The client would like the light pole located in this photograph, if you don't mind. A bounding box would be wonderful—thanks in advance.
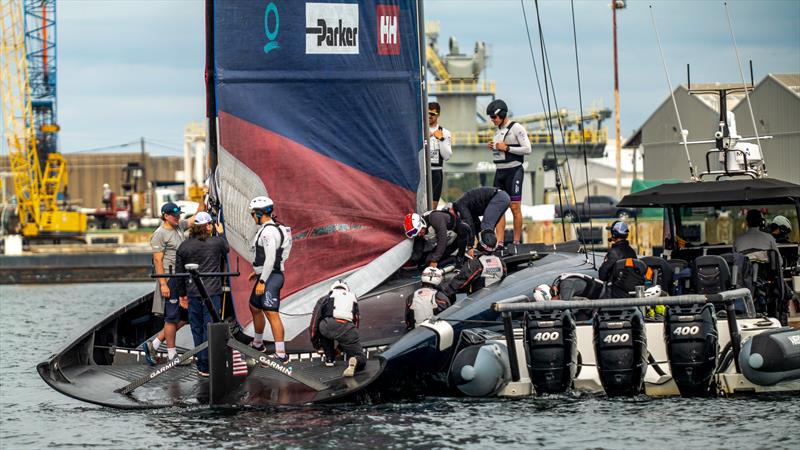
[613,0,626,200]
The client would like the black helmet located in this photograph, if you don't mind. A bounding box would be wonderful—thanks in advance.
[486,99,508,119]
[478,229,498,252]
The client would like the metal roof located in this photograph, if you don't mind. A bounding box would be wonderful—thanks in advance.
[618,178,800,207]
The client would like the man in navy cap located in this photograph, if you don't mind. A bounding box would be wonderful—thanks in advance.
[598,220,637,281]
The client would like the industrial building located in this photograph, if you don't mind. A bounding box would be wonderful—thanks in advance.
[625,74,800,184]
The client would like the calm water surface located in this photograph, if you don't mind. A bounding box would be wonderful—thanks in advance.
[1,283,797,449]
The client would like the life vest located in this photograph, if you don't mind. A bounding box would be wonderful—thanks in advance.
[331,289,357,322]
[610,258,653,297]
[492,121,524,165]
[252,221,293,273]
[479,254,505,287]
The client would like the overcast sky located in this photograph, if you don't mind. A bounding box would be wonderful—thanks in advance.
[17,0,800,156]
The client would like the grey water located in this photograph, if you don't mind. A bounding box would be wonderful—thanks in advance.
[0,283,797,449]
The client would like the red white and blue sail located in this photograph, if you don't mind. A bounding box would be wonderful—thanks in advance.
[210,0,425,335]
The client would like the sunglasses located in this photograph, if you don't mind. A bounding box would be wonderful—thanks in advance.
[428,111,439,116]
[489,115,498,119]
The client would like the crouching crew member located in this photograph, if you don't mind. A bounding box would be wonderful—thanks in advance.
[311,281,366,377]
[248,196,292,364]
[404,208,471,268]
[453,187,511,247]
[406,266,451,329]
[440,230,507,301]
[598,220,637,282]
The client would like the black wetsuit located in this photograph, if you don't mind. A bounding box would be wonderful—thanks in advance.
[598,239,637,282]
[453,187,511,240]
[410,210,471,267]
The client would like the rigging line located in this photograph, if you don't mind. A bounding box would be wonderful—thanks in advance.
[649,5,697,181]
[520,0,568,241]
[532,0,567,241]
[69,140,141,154]
[570,0,596,269]
[538,10,586,252]
[723,2,766,175]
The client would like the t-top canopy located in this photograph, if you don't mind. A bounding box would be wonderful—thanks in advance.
[618,178,800,208]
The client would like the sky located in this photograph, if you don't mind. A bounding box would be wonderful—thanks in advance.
[6,0,798,156]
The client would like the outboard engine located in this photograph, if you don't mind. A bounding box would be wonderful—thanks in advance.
[664,303,718,396]
[449,342,511,397]
[593,308,647,396]
[524,309,577,394]
[739,328,800,386]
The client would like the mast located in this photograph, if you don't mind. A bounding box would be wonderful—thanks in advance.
[612,0,626,200]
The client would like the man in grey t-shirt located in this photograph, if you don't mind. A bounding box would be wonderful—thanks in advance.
[140,202,201,364]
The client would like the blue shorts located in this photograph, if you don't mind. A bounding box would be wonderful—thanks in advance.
[493,166,524,202]
[249,272,284,312]
[164,278,189,323]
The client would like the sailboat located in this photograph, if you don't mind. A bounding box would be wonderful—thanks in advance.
[38,0,581,408]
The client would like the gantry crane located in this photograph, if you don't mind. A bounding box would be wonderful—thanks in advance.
[1,0,84,237]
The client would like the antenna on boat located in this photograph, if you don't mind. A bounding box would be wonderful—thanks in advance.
[649,5,697,181]
[723,2,766,175]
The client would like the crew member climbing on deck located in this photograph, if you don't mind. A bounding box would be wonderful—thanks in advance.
[452,186,511,248]
[310,281,366,377]
[247,196,293,364]
[440,230,507,301]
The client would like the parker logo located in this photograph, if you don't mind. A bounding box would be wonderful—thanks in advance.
[305,3,359,55]
[377,5,400,55]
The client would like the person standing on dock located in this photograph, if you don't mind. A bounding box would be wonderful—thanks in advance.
[247,196,293,364]
[141,202,202,365]
[428,102,452,209]
[486,99,531,249]
[174,212,228,377]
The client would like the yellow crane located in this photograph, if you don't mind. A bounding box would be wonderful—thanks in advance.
[1,0,84,237]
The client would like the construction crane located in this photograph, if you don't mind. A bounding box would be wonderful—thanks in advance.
[1,0,84,237]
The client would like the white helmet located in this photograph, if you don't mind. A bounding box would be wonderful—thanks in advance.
[771,215,792,232]
[644,285,662,298]
[421,266,444,286]
[533,284,552,302]
[330,280,350,292]
[404,213,426,238]
[249,196,274,215]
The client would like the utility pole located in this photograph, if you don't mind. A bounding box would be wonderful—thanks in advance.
[612,0,626,200]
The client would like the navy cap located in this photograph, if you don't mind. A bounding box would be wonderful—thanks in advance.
[161,202,181,216]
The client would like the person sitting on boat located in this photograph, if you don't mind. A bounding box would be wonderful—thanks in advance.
[141,202,204,365]
[247,196,292,363]
[312,281,366,377]
[406,266,451,329]
[452,186,511,249]
[734,209,782,266]
[428,102,452,210]
[174,212,228,378]
[768,215,793,244]
[598,220,637,282]
[404,209,471,269]
[440,230,507,301]
[486,99,531,249]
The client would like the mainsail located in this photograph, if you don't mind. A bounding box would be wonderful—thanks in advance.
[210,0,426,338]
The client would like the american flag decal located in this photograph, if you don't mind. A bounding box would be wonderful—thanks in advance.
[232,350,248,376]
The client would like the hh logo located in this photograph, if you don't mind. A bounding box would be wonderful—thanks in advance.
[377,5,399,55]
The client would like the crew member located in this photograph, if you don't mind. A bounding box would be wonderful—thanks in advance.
[768,215,793,244]
[141,202,202,365]
[452,186,511,246]
[428,102,452,209]
[598,220,637,282]
[102,183,112,210]
[486,99,531,247]
[404,208,470,268]
[734,209,782,265]
[247,196,292,364]
[406,266,450,329]
[440,230,507,301]
[175,212,228,377]
[314,281,366,377]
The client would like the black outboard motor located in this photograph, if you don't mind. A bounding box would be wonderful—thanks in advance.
[739,328,800,386]
[664,303,718,396]
[593,308,647,396]
[524,309,577,394]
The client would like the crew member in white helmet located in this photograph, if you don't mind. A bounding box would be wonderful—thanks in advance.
[406,266,451,329]
[428,102,452,209]
[247,196,293,364]
[314,281,366,377]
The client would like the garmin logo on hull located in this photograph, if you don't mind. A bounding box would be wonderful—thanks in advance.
[259,356,293,376]
[305,3,359,55]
